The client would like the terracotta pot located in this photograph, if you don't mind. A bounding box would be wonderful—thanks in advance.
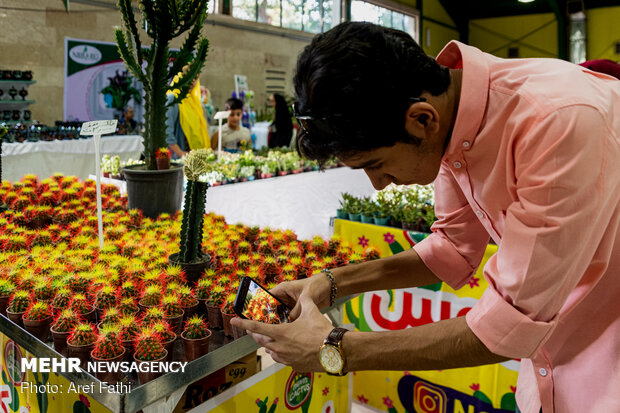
[221,312,234,338]
[79,308,97,323]
[50,325,71,356]
[67,341,95,370]
[182,301,199,322]
[164,311,184,335]
[163,336,176,362]
[0,296,9,316]
[156,157,170,170]
[181,330,212,362]
[205,305,222,329]
[91,348,126,383]
[6,310,25,327]
[134,349,168,385]
[23,317,53,342]
[196,298,208,317]
[122,339,134,362]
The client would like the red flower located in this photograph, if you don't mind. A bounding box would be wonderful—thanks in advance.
[470,383,480,391]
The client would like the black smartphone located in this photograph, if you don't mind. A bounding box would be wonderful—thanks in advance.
[234,276,290,324]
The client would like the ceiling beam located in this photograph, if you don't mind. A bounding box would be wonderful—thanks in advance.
[546,0,569,59]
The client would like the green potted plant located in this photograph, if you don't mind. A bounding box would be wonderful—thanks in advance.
[99,307,122,328]
[91,325,126,383]
[22,302,53,341]
[116,0,209,218]
[67,322,97,369]
[99,69,141,120]
[50,287,72,315]
[118,297,139,316]
[168,149,213,284]
[69,293,96,322]
[134,327,167,384]
[178,286,198,322]
[195,277,212,316]
[50,309,81,356]
[118,315,141,361]
[181,314,212,361]
[205,284,225,329]
[0,279,16,316]
[160,294,184,334]
[142,306,165,326]
[139,285,163,311]
[6,291,31,327]
[155,147,171,171]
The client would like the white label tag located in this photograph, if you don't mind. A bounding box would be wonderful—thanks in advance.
[80,120,118,136]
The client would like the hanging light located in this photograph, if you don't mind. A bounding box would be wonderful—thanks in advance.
[518,0,535,3]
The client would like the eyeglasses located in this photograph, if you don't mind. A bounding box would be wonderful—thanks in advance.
[293,97,427,138]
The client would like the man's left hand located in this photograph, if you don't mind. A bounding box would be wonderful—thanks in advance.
[230,295,334,372]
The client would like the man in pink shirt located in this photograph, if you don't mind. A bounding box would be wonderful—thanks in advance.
[231,22,620,413]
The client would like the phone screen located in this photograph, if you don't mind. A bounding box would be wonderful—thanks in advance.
[234,277,290,324]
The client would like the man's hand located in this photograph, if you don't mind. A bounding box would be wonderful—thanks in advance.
[270,274,332,320]
[231,295,334,372]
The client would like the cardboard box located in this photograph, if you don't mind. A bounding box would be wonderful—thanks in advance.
[174,352,260,412]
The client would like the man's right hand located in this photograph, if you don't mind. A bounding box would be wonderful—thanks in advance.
[270,273,333,321]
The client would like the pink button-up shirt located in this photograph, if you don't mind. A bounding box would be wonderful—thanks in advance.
[414,41,620,413]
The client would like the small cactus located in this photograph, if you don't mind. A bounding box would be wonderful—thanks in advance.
[142,307,165,326]
[23,302,52,321]
[51,288,72,309]
[69,293,93,316]
[134,327,165,361]
[92,325,124,359]
[94,285,118,310]
[118,315,141,342]
[8,291,32,313]
[160,294,182,317]
[68,323,97,346]
[141,285,162,307]
[152,321,176,343]
[183,315,210,339]
[0,279,16,297]
[52,309,81,333]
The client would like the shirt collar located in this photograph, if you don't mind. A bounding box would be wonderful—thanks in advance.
[436,41,490,157]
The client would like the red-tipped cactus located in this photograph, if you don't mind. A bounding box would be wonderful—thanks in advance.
[23,302,52,321]
[142,307,165,326]
[52,309,81,333]
[134,327,165,361]
[183,315,210,339]
[92,325,124,359]
[68,323,97,346]
[69,293,94,317]
[141,285,162,307]
[160,294,182,318]
[95,285,118,310]
[8,291,32,313]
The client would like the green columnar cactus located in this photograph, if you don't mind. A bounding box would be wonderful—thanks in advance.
[115,0,210,170]
[179,149,210,263]
[183,314,209,339]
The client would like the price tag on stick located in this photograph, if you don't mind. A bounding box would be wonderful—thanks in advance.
[80,120,118,250]
[213,110,230,161]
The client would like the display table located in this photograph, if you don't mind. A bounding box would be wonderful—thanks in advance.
[334,219,519,413]
[204,167,375,239]
[2,135,143,181]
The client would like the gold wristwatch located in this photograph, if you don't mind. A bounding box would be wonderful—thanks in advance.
[318,327,348,376]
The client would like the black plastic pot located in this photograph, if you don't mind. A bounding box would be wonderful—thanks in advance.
[122,164,184,219]
[169,252,212,285]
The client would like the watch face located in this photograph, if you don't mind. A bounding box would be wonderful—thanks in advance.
[319,345,343,374]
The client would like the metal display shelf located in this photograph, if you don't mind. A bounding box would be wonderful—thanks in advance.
[0,314,259,413]
[0,297,348,413]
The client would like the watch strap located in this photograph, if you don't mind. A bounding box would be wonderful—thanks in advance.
[325,327,348,347]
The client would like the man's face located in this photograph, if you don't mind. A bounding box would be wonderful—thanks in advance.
[341,140,444,190]
[125,108,134,120]
[228,109,243,128]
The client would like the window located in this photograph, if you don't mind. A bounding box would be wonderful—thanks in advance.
[232,0,338,33]
[351,0,417,40]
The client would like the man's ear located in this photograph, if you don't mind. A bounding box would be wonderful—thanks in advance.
[404,102,440,138]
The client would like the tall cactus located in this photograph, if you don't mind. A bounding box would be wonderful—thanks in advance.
[179,149,210,263]
[115,0,210,170]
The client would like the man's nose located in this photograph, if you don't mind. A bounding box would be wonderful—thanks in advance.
[364,169,389,190]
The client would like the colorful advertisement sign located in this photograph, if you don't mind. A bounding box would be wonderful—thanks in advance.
[334,219,519,413]
[0,332,110,413]
[63,37,144,123]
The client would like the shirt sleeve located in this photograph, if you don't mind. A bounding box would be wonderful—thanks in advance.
[414,165,491,289]
[466,106,611,358]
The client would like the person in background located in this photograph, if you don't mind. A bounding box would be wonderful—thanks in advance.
[268,93,294,148]
[165,68,210,159]
[120,106,138,134]
[210,97,251,151]
[200,85,214,125]
[579,58,620,80]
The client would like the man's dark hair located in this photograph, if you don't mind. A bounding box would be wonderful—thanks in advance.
[293,22,450,163]
[225,97,244,111]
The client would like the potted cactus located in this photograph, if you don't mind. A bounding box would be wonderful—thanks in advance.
[118,315,141,361]
[142,307,165,326]
[118,297,139,316]
[195,277,212,317]
[205,284,225,329]
[152,321,177,362]
[99,307,122,328]
[139,285,162,312]
[116,0,209,218]
[181,315,212,362]
[168,149,213,284]
[22,302,53,341]
[67,322,97,369]
[160,294,184,334]
[50,309,81,356]
[155,147,171,170]
[69,293,96,322]
[134,327,167,384]
[220,292,239,339]
[50,288,72,315]
[91,325,126,383]
[0,279,16,316]
[178,286,198,322]
[94,285,118,318]
[6,291,32,327]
